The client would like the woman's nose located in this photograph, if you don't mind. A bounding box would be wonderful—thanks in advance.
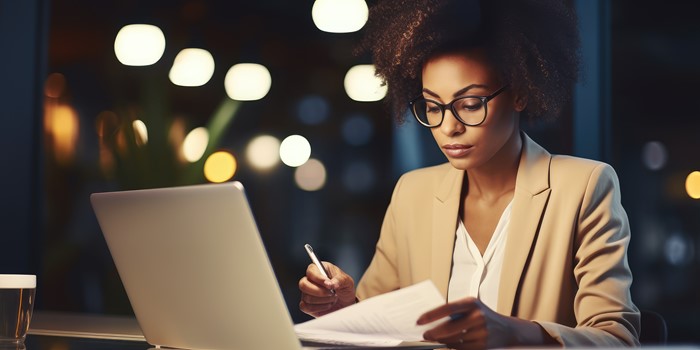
[439,110,466,136]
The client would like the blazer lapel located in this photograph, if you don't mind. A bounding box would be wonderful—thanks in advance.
[431,167,464,299]
[497,133,552,315]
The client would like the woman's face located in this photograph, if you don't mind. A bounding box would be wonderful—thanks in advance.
[420,49,523,171]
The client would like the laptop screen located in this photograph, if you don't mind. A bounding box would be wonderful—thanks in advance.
[91,182,302,350]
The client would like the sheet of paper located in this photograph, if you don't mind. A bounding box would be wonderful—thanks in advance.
[294,280,446,346]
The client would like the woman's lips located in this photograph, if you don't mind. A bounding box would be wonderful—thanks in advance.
[442,144,474,158]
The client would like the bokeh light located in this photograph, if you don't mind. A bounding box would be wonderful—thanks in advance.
[311,0,368,33]
[344,64,387,102]
[132,120,148,146]
[114,24,165,66]
[642,141,668,171]
[44,73,66,98]
[169,48,215,87]
[342,160,376,193]
[182,127,209,162]
[204,151,237,183]
[294,158,327,191]
[685,171,700,199]
[341,113,374,146]
[96,111,119,175]
[224,63,272,101]
[246,135,281,171]
[279,135,311,167]
[44,104,79,165]
[296,95,330,125]
[664,232,695,266]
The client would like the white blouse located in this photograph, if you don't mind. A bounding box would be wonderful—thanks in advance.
[447,200,513,310]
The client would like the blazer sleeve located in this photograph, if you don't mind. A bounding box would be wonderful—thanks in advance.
[355,175,404,300]
[537,163,641,346]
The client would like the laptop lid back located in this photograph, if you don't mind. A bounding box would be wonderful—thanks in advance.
[90,182,301,350]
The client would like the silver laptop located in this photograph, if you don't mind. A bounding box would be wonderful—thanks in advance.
[90,182,302,350]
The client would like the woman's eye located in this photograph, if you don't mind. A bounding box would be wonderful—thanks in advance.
[458,99,482,111]
[426,105,441,114]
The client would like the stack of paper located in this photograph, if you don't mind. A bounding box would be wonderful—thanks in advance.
[294,280,446,347]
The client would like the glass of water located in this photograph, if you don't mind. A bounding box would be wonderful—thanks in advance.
[0,275,36,344]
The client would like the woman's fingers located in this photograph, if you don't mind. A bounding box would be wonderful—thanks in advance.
[299,275,335,297]
[417,298,493,350]
[417,297,480,325]
[299,262,356,317]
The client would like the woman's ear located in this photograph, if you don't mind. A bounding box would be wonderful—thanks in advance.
[514,93,528,112]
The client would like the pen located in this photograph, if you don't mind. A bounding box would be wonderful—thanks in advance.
[304,243,336,295]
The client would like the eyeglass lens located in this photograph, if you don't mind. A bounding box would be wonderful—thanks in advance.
[412,97,485,127]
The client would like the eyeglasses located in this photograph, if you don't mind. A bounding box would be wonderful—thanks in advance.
[409,85,509,128]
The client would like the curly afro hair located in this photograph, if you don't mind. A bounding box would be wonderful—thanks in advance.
[358,0,581,122]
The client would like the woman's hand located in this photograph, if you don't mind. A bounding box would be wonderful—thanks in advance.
[417,297,554,349]
[298,262,356,317]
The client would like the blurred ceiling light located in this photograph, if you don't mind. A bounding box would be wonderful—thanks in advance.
[246,135,281,171]
[114,24,166,66]
[204,151,237,183]
[132,120,148,146]
[685,171,700,199]
[312,0,368,33]
[169,48,215,87]
[295,158,327,191]
[279,135,311,167]
[224,63,272,101]
[182,127,209,162]
[344,64,387,102]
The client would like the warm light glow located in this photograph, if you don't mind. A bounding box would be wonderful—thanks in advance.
[279,135,311,167]
[96,111,119,139]
[169,117,187,161]
[45,104,79,165]
[312,0,368,33]
[169,48,215,87]
[114,24,166,66]
[96,111,119,176]
[246,135,281,170]
[224,63,272,101]
[182,127,210,162]
[132,120,148,146]
[344,64,387,102]
[45,73,66,98]
[685,171,700,199]
[204,151,237,183]
[294,158,326,191]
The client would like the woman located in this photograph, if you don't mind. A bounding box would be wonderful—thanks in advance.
[299,0,640,348]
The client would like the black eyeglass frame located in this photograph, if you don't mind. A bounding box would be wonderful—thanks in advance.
[409,85,510,128]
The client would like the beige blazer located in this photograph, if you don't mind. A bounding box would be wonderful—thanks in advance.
[356,133,640,346]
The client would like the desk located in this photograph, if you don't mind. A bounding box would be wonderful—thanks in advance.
[25,311,147,350]
[29,312,697,350]
[24,312,439,350]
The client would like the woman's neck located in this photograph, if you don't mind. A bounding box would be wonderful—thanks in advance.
[465,130,522,202]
